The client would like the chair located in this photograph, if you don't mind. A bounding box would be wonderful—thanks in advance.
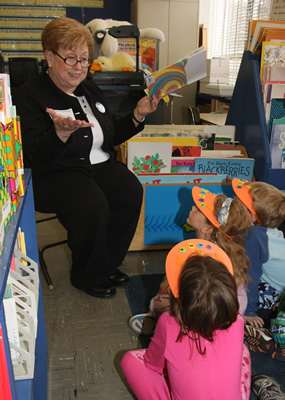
[187,105,201,125]
[8,57,39,95]
[36,215,67,290]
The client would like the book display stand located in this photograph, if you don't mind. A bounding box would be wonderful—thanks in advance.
[226,51,285,190]
[0,170,47,399]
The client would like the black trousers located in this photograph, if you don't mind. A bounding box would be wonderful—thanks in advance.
[32,160,143,289]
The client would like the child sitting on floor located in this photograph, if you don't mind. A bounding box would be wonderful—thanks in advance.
[231,179,285,329]
[129,185,251,335]
[121,239,251,400]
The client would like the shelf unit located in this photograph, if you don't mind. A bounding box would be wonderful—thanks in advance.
[226,50,285,190]
[0,169,47,399]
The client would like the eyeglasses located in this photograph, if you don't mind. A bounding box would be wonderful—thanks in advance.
[53,51,91,68]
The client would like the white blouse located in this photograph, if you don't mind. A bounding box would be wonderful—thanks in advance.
[74,95,110,165]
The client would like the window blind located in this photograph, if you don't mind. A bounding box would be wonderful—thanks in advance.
[208,0,273,85]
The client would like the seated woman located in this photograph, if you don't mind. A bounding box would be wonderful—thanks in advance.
[14,17,161,298]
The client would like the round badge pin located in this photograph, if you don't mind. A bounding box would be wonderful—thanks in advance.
[95,102,105,113]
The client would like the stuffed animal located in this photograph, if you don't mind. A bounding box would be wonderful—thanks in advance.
[86,18,165,58]
[90,52,136,73]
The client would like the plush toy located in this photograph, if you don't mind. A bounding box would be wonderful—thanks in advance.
[90,52,136,73]
[86,18,165,58]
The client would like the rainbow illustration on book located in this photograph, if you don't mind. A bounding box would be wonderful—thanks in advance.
[145,47,207,98]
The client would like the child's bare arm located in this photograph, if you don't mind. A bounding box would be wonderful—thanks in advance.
[149,276,171,319]
[244,315,264,328]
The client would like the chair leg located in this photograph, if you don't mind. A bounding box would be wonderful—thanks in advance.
[38,248,54,290]
[38,240,68,290]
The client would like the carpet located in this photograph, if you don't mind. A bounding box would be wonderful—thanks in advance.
[125,273,164,348]
[125,273,285,399]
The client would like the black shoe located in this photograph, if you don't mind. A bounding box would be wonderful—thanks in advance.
[251,375,285,400]
[84,283,116,298]
[109,271,129,286]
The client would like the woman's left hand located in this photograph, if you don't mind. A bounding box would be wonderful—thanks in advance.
[133,90,162,123]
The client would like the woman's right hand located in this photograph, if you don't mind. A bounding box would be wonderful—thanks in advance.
[46,108,94,143]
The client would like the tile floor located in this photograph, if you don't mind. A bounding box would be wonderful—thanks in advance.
[36,213,167,400]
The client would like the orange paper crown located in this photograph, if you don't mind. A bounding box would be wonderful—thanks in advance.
[231,178,261,224]
[192,186,220,228]
[166,239,233,298]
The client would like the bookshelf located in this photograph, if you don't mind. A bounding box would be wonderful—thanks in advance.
[226,50,285,190]
[0,169,47,399]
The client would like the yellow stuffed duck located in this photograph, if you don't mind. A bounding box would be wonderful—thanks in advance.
[90,52,136,73]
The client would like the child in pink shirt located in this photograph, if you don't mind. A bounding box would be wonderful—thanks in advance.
[129,186,250,336]
[121,239,251,400]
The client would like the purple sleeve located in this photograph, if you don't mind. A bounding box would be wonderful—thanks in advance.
[245,226,269,316]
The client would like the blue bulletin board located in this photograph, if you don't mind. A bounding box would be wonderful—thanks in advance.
[144,184,235,246]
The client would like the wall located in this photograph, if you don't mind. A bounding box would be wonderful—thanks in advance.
[80,0,212,124]
[67,0,131,24]
[199,0,211,30]
[130,0,200,124]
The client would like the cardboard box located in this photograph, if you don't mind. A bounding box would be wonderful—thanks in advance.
[200,82,234,96]
[200,75,229,84]
[206,58,230,78]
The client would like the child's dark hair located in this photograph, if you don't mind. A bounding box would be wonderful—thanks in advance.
[170,255,239,355]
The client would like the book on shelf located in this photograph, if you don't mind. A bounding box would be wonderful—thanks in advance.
[247,19,269,50]
[263,82,285,122]
[127,141,172,174]
[248,20,285,53]
[214,141,240,148]
[139,124,236,141]
[136,173,227,185]
[126,136,200,159]
[0,324,13,400]
[260,42,285,83]
[262,66,285,83]
[253,27,285,55]
[171,157,195,167]
[270,116,285,169]
[0,123,13,231]
[171,157,195,173]
[267,98,285,136]
[127,139,252,180]
[200,149,242,157]
[263,28,285,42]
[194,157,255,180]
[0,74,12,118]
[2,117,21,212]
[172,145,201,157]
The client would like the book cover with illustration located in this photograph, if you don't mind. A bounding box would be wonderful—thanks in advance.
[127,141,172,174]
[172,146,201,157]
[194,157,255,180]
[260,42,285,82]
[144,47,207,98]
